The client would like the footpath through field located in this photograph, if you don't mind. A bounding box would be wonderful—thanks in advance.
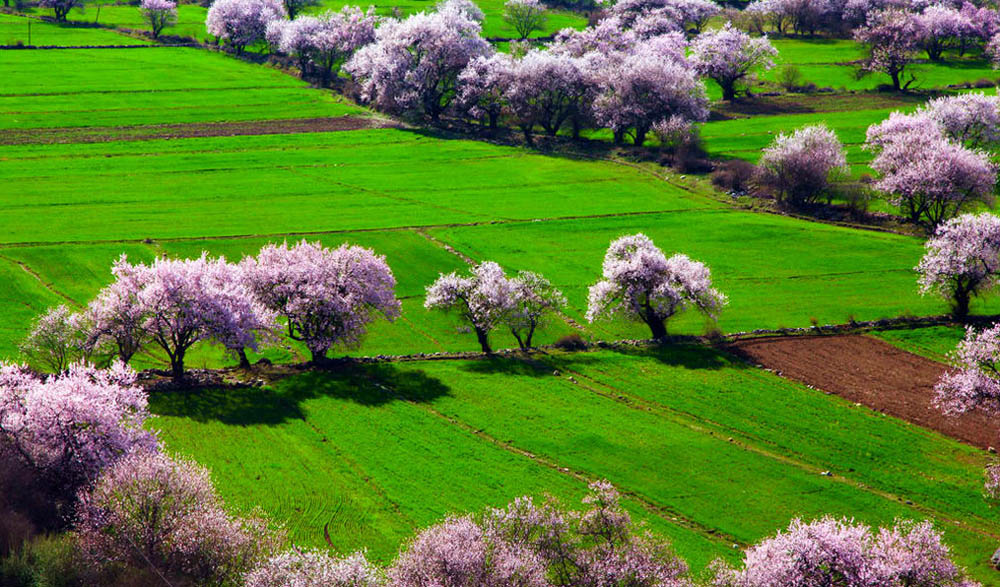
[730,334,1000,450]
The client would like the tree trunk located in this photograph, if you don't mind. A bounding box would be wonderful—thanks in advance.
[953,287,971,321]
[644,315,668,340]
[170,352,185,383]
[721,81,736,101]
[633,128,647,146]
[238,349,251,369]
[890,70,901,92]
[521,125,533,145]
[309,347,328,365]
[511,329,527,351]
[475,328,492,354]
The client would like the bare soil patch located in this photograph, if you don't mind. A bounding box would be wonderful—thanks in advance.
[729,334,1000,450]
[1,116,395,145]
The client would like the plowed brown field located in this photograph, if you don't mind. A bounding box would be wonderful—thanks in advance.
[730,334,1000,450]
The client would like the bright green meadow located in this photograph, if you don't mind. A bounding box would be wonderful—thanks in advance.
[2,18,1000,585]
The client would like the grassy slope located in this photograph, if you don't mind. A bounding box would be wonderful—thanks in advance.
[151,348,1000,581]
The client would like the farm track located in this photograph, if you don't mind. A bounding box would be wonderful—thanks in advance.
[0,116,394,145]
[730,334,1000,451]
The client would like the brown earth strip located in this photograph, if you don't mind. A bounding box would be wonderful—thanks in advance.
[729,334,1000,451]
[0,116,396,145]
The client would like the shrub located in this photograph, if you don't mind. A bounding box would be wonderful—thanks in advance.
[77,451,283,585]
[711,159,757,194]
[755,123,848,207]
[776,64,803,91]
[554,332,588,350]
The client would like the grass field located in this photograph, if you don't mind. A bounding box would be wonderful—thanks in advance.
[0,12,148,45]
[0,48,365,129]
[4,18,1000,585]
[150,347,1000,581]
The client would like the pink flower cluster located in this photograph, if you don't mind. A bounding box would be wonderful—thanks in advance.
[0,362,156,490]
[389,480,692,587]
[916,212,1000,318]
[586,233,727,339]
[935,322,1000,416]
[206,0,286,53]
[425,261,565,352]
[77,450,282,585]
[713,517,978,587]
[241,240,401,363]
[865,109,995,229]
[755,123,848,206]
[247,549,383,587]
[267,6,377,80]
[688,23,777,101]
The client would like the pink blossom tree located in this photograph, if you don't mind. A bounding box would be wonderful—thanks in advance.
[586,234,726,340]
[390,480,692,587]
[591,46,709,146]
[916,213,1000,319]
[505,49,595,141]
[504,0,547,40]
[345,4,491,119]
[206,0,286,54]
[712,517,977,587]
[688,23,777,101]
[934,322,1000,416]
[854,8,920,91]
[87,254,150,366]
[241,240,400,364]
[920,93,1000,150]
[504,271,566,350]
[19,305,94,373]
[425,261,515,354]
[389,515,549,587]
[112,254,277,381]
[755,123,849,206]
[913,4,971,61]
[271,7,378,81]
[865,116,995,229]
[141,0,178,38]
[246,550,382,587]
[456,53,515,129]
[77,450,282,585]
[0,362,156,492]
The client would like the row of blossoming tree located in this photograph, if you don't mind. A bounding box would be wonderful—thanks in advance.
[203,0,778,138]
[21,234,728,375]
[743,92,998,230]
[0,362,980,584]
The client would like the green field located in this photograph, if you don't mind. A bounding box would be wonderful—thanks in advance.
[0,12,148,45]
[151,347,1000,580]
[3,17,1000,586]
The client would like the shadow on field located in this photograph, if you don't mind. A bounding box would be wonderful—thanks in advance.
[606,344,739,371]
[149,363,451,425]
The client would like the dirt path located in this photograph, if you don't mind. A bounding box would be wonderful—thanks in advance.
[0,116,395,146]
[729,334,1000,451]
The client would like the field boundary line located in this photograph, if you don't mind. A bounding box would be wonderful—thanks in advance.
[0,208,733,249]
[0,253,79,306]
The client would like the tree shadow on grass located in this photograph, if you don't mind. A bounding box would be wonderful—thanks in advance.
[457,355,555,377]
[149,362,451,426]
[596,342,739,371]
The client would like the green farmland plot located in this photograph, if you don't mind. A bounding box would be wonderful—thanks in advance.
[0,12,148,45]
[0,48,364,130]
[150,349,1000,581]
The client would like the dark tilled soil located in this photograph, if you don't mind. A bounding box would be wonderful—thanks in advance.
[730,334,1000,450]
[1,116,395,145]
